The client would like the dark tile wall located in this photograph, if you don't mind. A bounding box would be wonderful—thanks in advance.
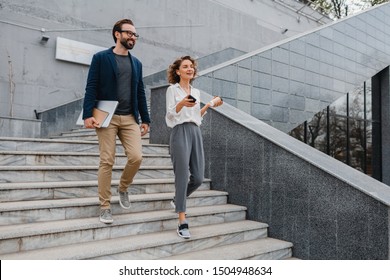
[39,99,83,137]
[150,85,390,259]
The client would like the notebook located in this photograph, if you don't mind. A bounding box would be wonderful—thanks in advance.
[91,108,109,128]
[76,100,119,128]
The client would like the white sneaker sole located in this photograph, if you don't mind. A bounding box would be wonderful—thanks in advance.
[100,218,113,224]
[119,200,131,210]
[177,229,191,239]
[119,191,131,209]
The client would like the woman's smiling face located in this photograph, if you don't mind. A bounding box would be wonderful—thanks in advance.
[177,59,195,81]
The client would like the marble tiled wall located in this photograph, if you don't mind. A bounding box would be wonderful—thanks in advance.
[194,3,390,133]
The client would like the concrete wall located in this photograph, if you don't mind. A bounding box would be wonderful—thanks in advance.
[0,117,41,138]
[150,85,390,259]
[0,0,329,137]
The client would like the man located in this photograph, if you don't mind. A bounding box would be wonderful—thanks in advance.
[82,19,150,224]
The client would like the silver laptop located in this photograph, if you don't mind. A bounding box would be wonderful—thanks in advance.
[76,100,119,128]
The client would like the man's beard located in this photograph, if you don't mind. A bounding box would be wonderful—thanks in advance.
[120,38,134,50]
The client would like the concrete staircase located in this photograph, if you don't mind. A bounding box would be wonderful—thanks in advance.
[0,129,294,260]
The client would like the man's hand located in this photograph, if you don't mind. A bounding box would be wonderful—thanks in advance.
[84,117,99,129]
[140,123,149,136]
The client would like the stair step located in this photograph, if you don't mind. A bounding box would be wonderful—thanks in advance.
[0,220,268,260]
[161,238,293,260]
[0,137,168,154]
[0,165,174,183]
[0,151,171,166]
[53,129,149,139]
[0,178,210,202]
[0,190,228,225]
[52,135,150,144]
[0,131,296,259]
[51,132,150,144]
[0,204,246,254]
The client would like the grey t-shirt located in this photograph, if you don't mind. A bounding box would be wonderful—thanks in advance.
[114,54,132,115]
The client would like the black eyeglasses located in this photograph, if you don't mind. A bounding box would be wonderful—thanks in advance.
[120,30,139,38]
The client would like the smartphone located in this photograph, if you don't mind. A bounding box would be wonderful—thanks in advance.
[188,95,197,103]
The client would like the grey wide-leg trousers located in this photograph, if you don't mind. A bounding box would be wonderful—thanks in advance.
[170,122,204,213]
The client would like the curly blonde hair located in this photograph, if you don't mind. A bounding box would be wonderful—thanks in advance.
[167,56,197,84]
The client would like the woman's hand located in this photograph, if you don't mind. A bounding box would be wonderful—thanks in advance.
[210,96,223,107]
[176,95,196,113]
[181,95,197,107]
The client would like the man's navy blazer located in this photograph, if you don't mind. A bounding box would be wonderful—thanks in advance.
[82,47,150,124]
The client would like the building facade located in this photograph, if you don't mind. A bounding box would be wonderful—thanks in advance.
[0,0,329,136]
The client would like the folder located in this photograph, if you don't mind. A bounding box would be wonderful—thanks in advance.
[76,100,119,128]
[92,108,109,128]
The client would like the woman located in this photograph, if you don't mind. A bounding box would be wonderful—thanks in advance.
[165,56,223,239]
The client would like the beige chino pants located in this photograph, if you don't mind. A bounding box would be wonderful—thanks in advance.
[95,114,142,209]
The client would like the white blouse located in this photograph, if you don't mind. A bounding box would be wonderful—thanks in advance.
[165,83,203,128]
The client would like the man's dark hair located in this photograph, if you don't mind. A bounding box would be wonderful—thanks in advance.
[112,19,134,43]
